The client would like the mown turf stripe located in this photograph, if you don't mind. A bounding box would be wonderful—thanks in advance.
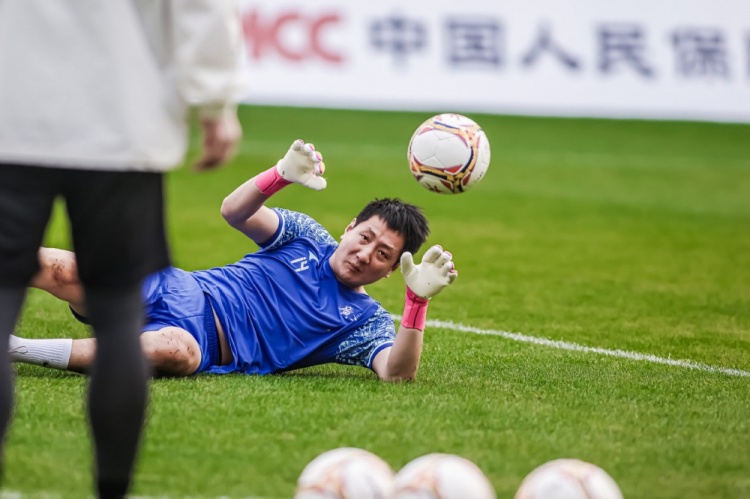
[394,316,750,378]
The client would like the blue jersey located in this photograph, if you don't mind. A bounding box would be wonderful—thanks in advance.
[190,208,396,375]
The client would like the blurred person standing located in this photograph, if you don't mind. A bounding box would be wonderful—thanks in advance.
[0,0,247,497]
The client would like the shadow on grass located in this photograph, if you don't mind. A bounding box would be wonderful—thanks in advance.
[13,362,385,386]
[276,369,377,380]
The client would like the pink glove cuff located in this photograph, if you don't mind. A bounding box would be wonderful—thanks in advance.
[402,287,430,330]
[255,165,292,196]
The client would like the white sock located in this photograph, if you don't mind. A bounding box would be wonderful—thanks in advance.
[9,334,73,370]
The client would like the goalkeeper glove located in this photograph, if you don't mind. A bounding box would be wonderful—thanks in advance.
[255,139,327,195]
[400,245,457,330]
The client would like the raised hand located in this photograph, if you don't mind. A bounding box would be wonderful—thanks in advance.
[400,245,457,300]
[275,139,327,191]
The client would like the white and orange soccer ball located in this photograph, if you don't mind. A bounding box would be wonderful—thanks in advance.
[515,458,624,499]
[407,113,491,194]
[294,447,395,499]
[391,453,496,499]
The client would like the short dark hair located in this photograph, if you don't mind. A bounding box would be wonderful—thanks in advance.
[354,198,429,256]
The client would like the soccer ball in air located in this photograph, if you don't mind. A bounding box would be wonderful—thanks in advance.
[392,453,496,499]
[407,113,491,194]
[294,447,395,499]
[515,459,623,499]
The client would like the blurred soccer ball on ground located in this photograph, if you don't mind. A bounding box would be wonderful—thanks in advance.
[407,113,491,194]
[515,458,623,499]
[294,447,394,499]
[391,453,496,499]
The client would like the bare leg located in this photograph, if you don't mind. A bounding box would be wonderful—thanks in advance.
[8,248,88,375]
[17,252,203,377]
[30,248,86,315]
[71,327,201,377]
[14,327,202,377]
[139,327,202,377]
[66,338,96,374]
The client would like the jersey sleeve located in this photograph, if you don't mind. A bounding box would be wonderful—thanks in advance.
[171,0,248,116]
[260,208,337,250]
[334,307,396,370]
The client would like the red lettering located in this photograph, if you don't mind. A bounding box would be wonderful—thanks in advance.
[310,14,343,63]
[271,13,305,61]
[242,10,343,64]
[242,11,265,60]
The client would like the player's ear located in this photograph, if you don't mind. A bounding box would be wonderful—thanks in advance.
[343,218,357,233]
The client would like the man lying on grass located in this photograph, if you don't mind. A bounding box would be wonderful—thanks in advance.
[10,140,457,382]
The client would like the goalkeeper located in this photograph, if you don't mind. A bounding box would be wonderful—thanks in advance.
[10,140,457,382]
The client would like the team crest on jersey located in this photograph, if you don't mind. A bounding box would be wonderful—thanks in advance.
[339,305,360,321]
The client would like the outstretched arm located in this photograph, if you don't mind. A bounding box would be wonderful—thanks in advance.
[220,140,326,244]
[372,246,457,382]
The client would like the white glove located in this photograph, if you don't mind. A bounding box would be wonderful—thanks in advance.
[400,245,458,299]
[276,139,327,190]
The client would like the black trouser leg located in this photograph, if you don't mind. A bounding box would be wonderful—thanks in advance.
[85,286,148,499]
[0,287,26,482]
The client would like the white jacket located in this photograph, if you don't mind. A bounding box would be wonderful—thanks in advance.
[0,0,248,171]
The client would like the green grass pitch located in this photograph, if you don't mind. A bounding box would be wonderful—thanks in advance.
[5,106,749,498]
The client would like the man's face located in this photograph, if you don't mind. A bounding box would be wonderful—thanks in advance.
[329,216,405,290]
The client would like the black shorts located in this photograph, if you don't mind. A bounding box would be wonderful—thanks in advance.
[0,163,170,289]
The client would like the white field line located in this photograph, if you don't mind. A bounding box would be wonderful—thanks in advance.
[393,316,750,378]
